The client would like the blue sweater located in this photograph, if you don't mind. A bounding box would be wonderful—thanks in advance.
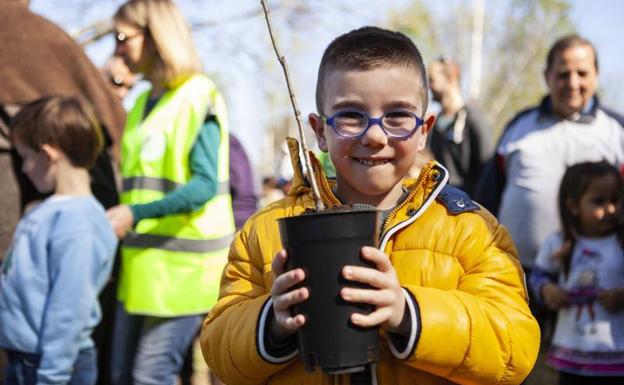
[0,196,117,385]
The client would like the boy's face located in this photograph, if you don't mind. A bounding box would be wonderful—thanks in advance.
[310,66,435,208]
[14,141,55,193]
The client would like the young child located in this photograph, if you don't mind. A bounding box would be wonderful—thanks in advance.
[0,96,117,385]
[530,161,624,385]
[201,26,539,384]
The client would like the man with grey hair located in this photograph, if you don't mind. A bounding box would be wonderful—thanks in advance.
[476,35,624,273]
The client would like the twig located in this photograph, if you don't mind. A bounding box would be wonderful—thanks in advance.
[191,7,265,30]
[71,18,113,47]
[260,0,325,211]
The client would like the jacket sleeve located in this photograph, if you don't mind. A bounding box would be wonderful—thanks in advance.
[472,153,506,216]
[465,105,495,170]
[200,211,293,385]
[228,133,258,230]
[130,120,220,221]
[397,212,540,385]
[530,233,562,304]
[473,109,518,217]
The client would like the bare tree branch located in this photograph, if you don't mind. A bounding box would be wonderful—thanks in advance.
[73,18,113,47]
[191,7,266,30]
[260,0,324,211]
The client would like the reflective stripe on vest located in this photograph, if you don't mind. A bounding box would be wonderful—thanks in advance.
[124,231,234,253]
[118,74,235,316]
[123,176,229,194]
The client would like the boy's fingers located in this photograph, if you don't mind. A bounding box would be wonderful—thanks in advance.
[273,287,309,310]
[361,246,392,272]
[341,287,395,306]
[272,268,305,295]
[343,265,393,289]
[276,313,306,332]
[350,308,391,328]
[271,249,288,276]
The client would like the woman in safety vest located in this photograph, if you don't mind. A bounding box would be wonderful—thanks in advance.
[106,1,235,383]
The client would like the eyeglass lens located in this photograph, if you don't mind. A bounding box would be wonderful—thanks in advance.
[332,111,417,137]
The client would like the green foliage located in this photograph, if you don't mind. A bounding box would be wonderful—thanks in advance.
[483,0,575,135]
[386,2,440,63]
[388,0,576,137]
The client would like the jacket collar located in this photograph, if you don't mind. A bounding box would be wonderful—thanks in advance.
[538,95,600,124]
[284,137,448,214]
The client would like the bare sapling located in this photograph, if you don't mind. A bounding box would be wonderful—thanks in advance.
[260,0,325,211]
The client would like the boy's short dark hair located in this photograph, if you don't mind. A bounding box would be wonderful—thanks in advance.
[10,95,104,168]
[315,26,429,115]
[546,34,598,72]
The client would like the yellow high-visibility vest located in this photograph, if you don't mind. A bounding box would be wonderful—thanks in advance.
[118,74,235,316]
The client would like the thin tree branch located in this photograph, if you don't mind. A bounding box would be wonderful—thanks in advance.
[191,7,265,30]
[72,18,113,47]
[260,0,324,211]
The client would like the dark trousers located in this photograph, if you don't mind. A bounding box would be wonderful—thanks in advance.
[5,348,97,385]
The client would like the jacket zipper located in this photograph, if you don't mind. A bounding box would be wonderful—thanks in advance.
[380,163,435,237]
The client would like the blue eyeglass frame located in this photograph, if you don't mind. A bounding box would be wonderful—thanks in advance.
[320,110,424,139]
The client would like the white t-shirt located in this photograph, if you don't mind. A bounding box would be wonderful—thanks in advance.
[535,233,624,375]
[498,109,624,267]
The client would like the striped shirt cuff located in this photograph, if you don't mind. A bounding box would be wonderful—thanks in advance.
[386,288,420,360]
[257,298,299,364]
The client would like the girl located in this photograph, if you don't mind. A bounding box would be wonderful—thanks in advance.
[531,161,624,385]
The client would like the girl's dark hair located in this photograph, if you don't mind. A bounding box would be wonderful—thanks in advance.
[10,95,104,168]
[558,161,622,276]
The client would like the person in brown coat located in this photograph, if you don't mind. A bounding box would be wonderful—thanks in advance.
[0,1,126,384]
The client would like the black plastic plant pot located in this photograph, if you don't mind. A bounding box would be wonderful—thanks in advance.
[278,209,380,374]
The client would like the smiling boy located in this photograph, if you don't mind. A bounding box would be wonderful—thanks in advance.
[201,26,539,385]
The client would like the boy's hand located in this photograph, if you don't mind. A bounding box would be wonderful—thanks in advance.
[106,204,134,239]
[541,282,569,311]
[341,246,405,333]
[270,249,309,343]
[597,288,624,313]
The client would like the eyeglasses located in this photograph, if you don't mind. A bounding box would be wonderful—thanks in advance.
[109,74,130,89]
[321,110,424,139]
[115,30,143,44]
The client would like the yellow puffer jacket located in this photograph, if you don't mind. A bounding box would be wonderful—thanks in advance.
[201,139,540,385]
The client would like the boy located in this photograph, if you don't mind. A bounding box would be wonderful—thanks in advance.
[0,96,117,385]
[201,27,539,384]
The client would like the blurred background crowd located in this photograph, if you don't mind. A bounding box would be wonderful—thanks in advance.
[1,0,623,384]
